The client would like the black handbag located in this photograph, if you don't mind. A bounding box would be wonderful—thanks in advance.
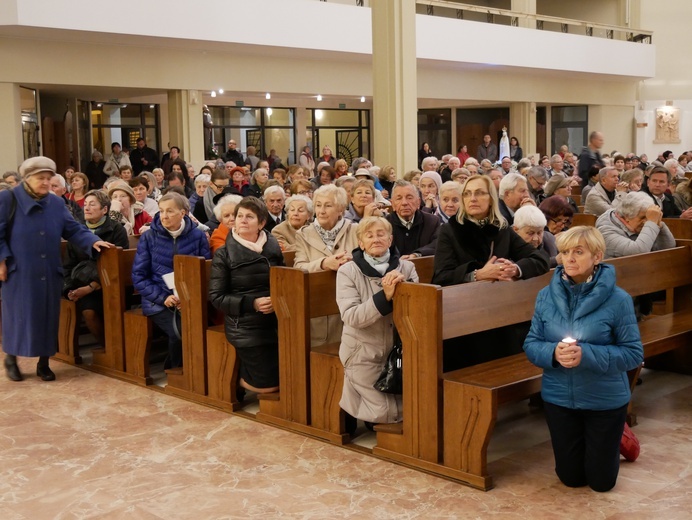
[374,328,402,394]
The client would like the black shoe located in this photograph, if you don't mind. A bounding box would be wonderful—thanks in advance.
[36,364,56,381]
[344,412,357,436]
[4,360,23,382]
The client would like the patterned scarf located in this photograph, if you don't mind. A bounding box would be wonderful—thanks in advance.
[313,217,346,252]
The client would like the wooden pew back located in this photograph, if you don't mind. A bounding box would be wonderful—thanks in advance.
[663,218,692,239]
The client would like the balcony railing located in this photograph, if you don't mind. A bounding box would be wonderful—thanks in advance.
[417,1,653,43]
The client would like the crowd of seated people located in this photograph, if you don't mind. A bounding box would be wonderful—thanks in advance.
[3,135,692,491]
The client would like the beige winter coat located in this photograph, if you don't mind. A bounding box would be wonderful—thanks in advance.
[271,220,303,252]
[336,255,418,424]
[294,220,359,346]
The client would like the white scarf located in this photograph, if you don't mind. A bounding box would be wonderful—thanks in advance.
[232,228,267,253]
[167,220,186,239]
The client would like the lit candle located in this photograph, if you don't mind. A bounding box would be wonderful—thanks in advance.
[562,337,576,345]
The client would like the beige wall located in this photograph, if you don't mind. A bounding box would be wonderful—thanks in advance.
[588,105,635,155]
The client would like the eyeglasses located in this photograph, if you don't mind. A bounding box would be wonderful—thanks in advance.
[462,190,490,199]
[213,182,228,190]
[550,217,571,226]
[296,190,312,196]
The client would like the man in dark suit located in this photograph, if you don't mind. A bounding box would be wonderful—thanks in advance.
[643,166,692,219]
[386,180,440,257]
[262,185,286,232]
[498,173,534,226]
[130,137,159,175]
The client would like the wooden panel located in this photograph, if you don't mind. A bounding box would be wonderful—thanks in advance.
[123,309,153,386]
[271,266,311,424]
[93,247,135,373]
[166,255,209,397]
[411,255,435,284]
[663,218,692,240]
[381,282,443,463]
[571,213,596,227]
[307,270,340,318]
[310,344,345,439]
[609,247,692,297]
[206,326,241,411]
[283,250,295,267]
[128,235,140,250]
[55,299,81,365]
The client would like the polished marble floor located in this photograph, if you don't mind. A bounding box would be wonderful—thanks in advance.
[1,357,691,519]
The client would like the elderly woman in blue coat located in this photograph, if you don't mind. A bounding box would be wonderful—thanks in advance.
[0,157,111,382]
[523,226,643,492]
[132,192,210,369]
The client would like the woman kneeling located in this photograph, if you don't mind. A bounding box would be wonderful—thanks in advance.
[336,216,418,425]
[523,226,643,492]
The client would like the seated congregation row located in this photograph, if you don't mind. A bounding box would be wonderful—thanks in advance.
[2,153,675,493]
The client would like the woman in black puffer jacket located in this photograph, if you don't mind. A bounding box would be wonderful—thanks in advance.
[208,196,284,393]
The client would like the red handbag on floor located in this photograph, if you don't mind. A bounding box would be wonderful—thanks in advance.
[620,423,640,462]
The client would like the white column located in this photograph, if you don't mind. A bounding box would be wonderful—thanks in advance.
[167,90,205,168]
[371,0,418,174]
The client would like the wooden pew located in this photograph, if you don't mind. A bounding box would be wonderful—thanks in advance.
[264,255,436,443]
[662,218,692,239]
[571,185,582,195]
[57,236,141,366]
[571,213,596,227]
[88,247,140,381]
[164,255,211,400]
[382,246,692,491]
[571,194,581,206]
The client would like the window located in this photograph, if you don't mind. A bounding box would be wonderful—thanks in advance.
[91,103,160,157]
[551,106,588,154]
[209,106,295,165]
[418,109,452,162]
[308,109,370,166]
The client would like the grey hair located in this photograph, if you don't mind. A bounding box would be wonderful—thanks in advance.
[391,179,419,199]
[440,180,463,196]
[285,194,314,216]
[447,157,461,167]
[53,175,66,188]
[263,185,286,200]
[614,191,655,219]
[498,172,526,198]
[517,158,532,170]
[352,157,369,170]
[464,157,479,167]
[550,154,563,164]
[213,193,243,220]
[663,159,679,171]
[335,176,355,189]
[527,166,548,182]
[159,192,190,212]
[313,183,348,210]
[513,205,547,229]
[194,173,211,186]
[598,166,618,180]
[421,156,439,170]
[251,168,268,183]
[441,154,453,163]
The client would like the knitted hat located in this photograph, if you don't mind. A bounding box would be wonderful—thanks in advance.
[107,180,136,204]
[543,175,571,197]
[420,171,443,192]
[19,156,57,180]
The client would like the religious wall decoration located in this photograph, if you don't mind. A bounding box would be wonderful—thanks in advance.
[654,107,680,144]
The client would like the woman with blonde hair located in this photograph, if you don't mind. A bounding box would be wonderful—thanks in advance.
[432,174,550,368]
[524,226,643,492]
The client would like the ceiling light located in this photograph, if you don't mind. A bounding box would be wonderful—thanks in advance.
[266,108,273,116]
[149,104,155,108]
[211,91,217,98]
[360,96,365,103]
[122,104,128,108]
[316,94,323,102]
[96,103,102,108]
[315,109,323,120]
[266,92,271,100]
[218,89,224,94]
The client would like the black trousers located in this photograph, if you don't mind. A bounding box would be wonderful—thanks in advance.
[149,309,182,369]
[544,401,628,492]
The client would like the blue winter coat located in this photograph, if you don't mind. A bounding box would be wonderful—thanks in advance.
[523,264,643,411]
[0,187,98,357]
[132,214,210,316]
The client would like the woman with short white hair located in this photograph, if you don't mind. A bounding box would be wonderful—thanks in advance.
[209,193,243,254]
[596,190,675,259]
[436,181,463,224]
[513,204,558,267]
[294,184,359,346]
[271,194,313,251]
